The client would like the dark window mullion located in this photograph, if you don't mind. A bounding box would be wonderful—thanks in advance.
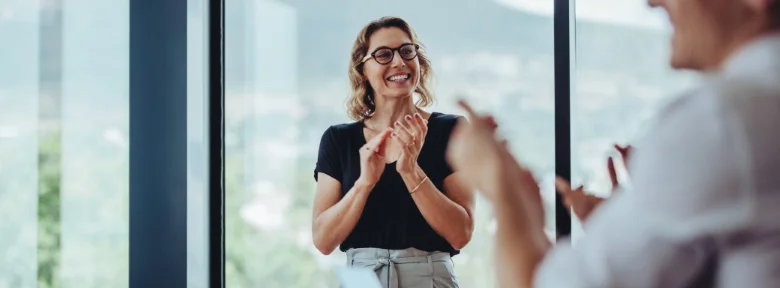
[554,0,573,239]
[129,0,189,286]
[207,0,226,287]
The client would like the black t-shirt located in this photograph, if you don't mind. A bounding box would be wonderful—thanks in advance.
[314,112,463,255]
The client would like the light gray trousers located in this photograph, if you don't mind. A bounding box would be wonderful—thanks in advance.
[346,247,461,288]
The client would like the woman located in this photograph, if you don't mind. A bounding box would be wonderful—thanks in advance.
[311,16,474,288]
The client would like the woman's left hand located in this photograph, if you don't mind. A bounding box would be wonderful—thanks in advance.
[392,113,428,176]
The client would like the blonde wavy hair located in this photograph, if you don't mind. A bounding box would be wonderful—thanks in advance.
[346,16,435,121]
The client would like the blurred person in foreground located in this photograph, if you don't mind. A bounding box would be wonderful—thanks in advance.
[446,0,780,286]
[312,16,473,287]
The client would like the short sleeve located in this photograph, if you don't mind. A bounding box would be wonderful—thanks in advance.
[441,115,466,178]
[314,126,343,182]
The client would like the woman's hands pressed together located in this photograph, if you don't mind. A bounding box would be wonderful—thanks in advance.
[358,128,394,187]
[392,113,429,177]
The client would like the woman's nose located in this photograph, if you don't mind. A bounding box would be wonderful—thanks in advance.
[390,51,405,67]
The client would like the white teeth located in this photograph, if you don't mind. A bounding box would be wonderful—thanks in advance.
[388,74,409,81]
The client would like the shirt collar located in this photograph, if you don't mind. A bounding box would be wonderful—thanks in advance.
[722,32,780,78]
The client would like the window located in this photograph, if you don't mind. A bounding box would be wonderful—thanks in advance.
[187,0,209,287]
[2,1,206,286]
[0,0,130,287]
[1,0,707,286]
[224,0,555,287]
[570,0,698,241]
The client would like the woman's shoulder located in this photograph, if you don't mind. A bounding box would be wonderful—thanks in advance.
[428,112,465,128]
[324,121,362,134]
[426,112,465,145]
[319,121,362,142]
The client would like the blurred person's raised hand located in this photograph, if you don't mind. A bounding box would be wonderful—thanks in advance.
[615,144,633,174]
[446,100,544,224]
[483,115,509,148]
[555,178,607,222]
[447,100,550,288]
[446,101,508,201]
[556,144,633,222]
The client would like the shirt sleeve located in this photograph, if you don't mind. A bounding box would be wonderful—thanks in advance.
[314,126,343,182]
[441,115,466,178]
[534,91,754,288]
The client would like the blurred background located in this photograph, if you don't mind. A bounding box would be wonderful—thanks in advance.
[0,0,697,287]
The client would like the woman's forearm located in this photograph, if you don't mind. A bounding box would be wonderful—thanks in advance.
[312,180,374,255]
[401,168,473,249]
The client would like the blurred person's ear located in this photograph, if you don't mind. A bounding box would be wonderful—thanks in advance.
[747,0,780,30]
[743,0,772,13]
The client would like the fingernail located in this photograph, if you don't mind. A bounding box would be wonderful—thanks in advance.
[394,122,400,126]
[392,133,396,137]
[405,115,412,120]
[414,113,421,118]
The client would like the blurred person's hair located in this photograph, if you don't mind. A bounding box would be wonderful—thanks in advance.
[346,16,434,121]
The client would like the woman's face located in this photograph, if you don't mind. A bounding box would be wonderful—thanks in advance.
[362,27,421,100]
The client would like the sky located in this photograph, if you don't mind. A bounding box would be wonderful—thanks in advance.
[495,0,672,31]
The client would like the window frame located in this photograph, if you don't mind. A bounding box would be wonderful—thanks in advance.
[207,0,226,287]
[554,0,574,239]
[129,0,189,286]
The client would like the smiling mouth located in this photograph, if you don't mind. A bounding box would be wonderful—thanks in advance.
[386,74,411,82]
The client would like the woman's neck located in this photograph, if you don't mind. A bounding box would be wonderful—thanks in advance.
[365,94,418,130]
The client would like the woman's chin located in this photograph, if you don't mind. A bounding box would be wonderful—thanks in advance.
[377,90,414,100]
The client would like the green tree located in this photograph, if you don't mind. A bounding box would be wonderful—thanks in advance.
[37,129,61,288]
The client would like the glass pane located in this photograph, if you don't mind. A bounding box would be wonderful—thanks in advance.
[60,0,129,287]
[187,0,209,287]
[225,0,554,287]
[571,0,698,241]
[0,0,39,287]
[1,0,130,287]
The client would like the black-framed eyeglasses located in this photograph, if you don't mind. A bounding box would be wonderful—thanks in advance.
[361,43,420,65]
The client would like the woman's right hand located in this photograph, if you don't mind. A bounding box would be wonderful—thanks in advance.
[358,128,394,187]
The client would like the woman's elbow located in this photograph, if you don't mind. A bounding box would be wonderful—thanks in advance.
[450,230,473,250]
[453,238,471,250]
[314,241,336,255]
[312,230,337,255]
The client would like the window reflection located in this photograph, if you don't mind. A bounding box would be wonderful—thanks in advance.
[0,0,40,286]
[1,0,130,287]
